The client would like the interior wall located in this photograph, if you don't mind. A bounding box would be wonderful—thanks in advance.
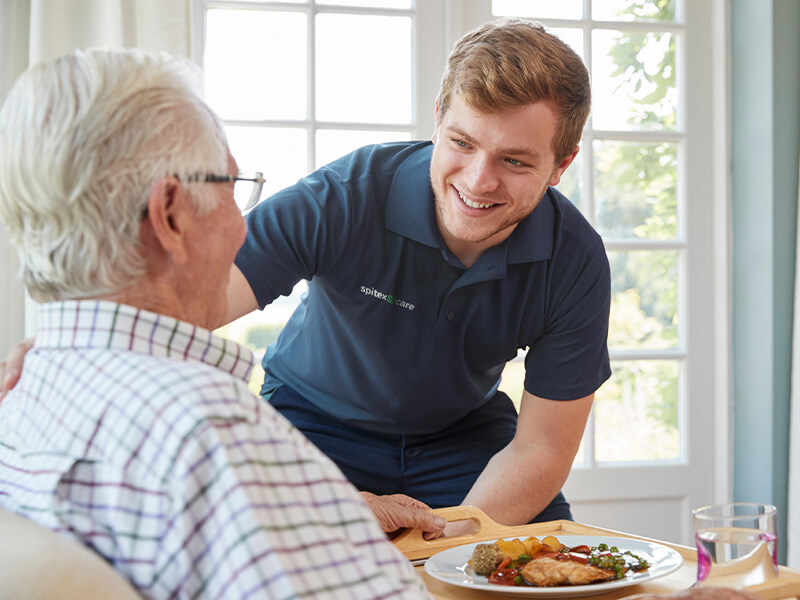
[731,0,800,564]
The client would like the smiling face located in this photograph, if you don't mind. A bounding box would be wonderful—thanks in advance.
[429,95,577,266]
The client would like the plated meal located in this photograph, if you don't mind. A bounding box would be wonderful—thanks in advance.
[424,534,684,598]
[469,534,650,587]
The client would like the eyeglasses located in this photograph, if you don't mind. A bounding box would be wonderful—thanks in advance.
[181,172,265,212]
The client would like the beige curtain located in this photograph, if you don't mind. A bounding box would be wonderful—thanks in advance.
[28,0,192,64]
[0,1,29,356]
[791,155,800,569]
[0,0,192,353]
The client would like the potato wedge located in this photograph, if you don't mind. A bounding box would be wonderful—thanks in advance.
[523,536,545,555]
[541,535,565,552]
[495,537,527,559]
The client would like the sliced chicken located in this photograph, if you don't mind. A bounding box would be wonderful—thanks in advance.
[520,556,616,587]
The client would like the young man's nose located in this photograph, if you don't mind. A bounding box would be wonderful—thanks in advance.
[464,154,500,195]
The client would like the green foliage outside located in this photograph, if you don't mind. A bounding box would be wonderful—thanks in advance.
[596,0,680,457]
[245,324,283,350]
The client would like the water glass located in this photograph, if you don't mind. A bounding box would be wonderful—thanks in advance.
[693,502,778,588]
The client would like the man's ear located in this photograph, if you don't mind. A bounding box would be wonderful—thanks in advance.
[142,176,192,265]
[549,145,580,187]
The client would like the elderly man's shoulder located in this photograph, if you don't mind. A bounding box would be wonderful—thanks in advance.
[114,349,260,421]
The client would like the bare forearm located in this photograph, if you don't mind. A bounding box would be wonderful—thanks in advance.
[461,441,572,525]
[462,392,593,526]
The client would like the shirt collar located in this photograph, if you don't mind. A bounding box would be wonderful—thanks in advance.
[385,142,441,248]
[35,300,254,383]
[384,142,554,264]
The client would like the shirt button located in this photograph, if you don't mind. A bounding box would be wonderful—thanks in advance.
[446,311,456,321]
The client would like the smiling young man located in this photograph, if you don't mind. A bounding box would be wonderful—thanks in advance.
[218,17,610,530]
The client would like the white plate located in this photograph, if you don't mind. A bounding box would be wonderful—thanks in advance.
[424,534,684,597]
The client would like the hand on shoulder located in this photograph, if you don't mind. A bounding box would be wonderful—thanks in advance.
[0,338,34,401]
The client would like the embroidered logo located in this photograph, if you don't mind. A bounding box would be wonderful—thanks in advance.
[360,286,415,311]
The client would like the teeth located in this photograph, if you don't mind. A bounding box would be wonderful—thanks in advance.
[457,189,495,209]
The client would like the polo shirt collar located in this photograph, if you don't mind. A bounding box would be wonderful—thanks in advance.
[385,142,555,265]
[385,143,441,248]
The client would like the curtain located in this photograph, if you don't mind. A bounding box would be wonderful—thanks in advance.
[28,0,192,64]
[790,154,800,569]
[0,1,27,357]
[0,0,192,348]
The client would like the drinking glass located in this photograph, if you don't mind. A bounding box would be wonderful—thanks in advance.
[693,502,779,588]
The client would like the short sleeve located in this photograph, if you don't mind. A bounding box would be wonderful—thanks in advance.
[235,169,354,309]
[523,240,612,400]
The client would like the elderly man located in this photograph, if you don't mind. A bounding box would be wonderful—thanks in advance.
[0,47,433,599]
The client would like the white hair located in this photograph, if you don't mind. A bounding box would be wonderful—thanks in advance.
[0,47,229,302]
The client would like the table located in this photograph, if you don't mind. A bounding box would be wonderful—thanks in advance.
[392,507,800,599]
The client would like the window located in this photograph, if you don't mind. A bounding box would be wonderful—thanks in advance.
[196,0,423,392]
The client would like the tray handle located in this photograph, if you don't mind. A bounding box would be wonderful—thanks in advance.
[392,505,563,561]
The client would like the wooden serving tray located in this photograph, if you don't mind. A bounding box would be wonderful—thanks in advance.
[392,506,800,600]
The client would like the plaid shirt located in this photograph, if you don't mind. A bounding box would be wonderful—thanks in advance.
[0,301,430,600]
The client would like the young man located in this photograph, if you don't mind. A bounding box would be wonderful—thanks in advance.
[225,18,611,527]
[0,47,432,599]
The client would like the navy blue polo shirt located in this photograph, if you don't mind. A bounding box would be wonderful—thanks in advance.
[235,141,611,435]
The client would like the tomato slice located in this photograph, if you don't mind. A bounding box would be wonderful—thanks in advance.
[488,567,519,586]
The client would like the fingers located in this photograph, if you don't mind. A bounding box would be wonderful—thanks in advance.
[385,493,432,510]
[360,492,447,535]
[404,506,446,535]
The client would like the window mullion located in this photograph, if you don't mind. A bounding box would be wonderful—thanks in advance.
[308,4,316,172]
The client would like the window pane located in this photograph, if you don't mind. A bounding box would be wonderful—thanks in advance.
[595,360,680,462]
[493,0,582,20]
[316,14,412,124]
[225,126,308,197]
[316,129,412,169]
[498,358,525,410]
[607,250,678,351]
[593,140,677,240]
[592,29,677,131]
[317,0,411,7]
[549,27,584,59]
[205,10,307,121]
[592,0,676,23]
